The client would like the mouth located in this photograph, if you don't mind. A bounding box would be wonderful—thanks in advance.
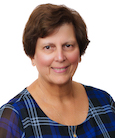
[51,66,69,73]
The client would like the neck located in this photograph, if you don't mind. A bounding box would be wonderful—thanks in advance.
[36,77,75,104]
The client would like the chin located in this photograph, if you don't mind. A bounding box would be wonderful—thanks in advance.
[50,77,72,86]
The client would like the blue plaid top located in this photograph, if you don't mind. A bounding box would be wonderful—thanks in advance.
[0,85,115,138]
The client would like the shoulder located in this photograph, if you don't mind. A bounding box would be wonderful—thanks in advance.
[0,88,30,115]
[84,85,115,110]
[10,88,29,104]
[84,85,111,99]
[0,89,29,137]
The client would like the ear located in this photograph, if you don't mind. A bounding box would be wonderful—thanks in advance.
[79,57,81,63]
[31,58,36,66]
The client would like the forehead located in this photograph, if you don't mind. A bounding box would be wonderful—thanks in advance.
[37,23,76,44]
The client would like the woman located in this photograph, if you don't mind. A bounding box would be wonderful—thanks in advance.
[0,3,115,138]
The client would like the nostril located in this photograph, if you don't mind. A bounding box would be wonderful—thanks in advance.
[55,52,66,62]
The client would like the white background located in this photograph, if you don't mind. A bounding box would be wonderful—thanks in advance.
[0,0,115,106]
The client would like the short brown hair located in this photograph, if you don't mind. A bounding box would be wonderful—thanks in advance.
[23,3,90,58]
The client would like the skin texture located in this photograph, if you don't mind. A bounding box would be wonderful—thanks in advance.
[28,23,88,126]
[32,23,80,86]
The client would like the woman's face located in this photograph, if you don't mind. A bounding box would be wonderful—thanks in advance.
[32,23,80,85]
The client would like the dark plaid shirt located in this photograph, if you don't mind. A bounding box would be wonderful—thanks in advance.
[0,85,115,138]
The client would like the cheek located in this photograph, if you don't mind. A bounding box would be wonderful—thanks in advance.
[67,50,80,64]
[34,53,53,67]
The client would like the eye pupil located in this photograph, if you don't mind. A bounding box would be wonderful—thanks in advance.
[45,46,50,49]
[66,44,71,47]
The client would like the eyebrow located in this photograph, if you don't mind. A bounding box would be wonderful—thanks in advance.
[42,42,54,46]
[42,40,77,46]
[63,41,77,44]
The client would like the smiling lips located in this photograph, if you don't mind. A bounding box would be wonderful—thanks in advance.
[51,66,69,73]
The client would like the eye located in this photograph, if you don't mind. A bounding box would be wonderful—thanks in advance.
[64,44,73,49]
[44,46,51,49]
[43,45,55,53]
[63,43,75,51]
[65,44,72,47]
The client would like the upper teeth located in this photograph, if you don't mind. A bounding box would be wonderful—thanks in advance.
[53,68,66,70]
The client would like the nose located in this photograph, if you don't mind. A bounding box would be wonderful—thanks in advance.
[54,48,66,62]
